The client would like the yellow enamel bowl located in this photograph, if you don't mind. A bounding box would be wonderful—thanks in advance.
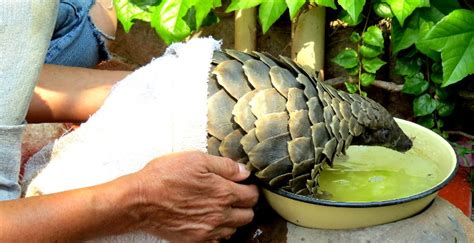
[261,118,457,229]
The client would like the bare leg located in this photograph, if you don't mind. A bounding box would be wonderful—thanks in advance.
[90,0,117,39]
[27,0,127,123]
[27,64,130,123]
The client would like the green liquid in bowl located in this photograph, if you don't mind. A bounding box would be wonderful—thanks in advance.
[318,146,442,202]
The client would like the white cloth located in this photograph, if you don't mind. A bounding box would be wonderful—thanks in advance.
[23,38,221,242]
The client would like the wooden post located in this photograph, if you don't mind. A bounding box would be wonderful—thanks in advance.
[291,5,325,79]
[234,8,257,52]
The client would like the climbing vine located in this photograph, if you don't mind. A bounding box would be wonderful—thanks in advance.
[331,25,386,97]
[330,0,474,134]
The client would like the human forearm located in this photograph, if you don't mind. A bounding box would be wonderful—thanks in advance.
[7,151,257,242]
[27,64,131,123]
[0,175,140,242]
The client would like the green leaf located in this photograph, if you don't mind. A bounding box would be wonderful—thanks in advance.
[422,9,474,87]
[362,57,386,73]
[182,6,197,30]
[150,0,193,44]
[362,26,384,48]
[417,0,460,23]
[402,72,429,95]
[116,0,219,44]
[115,0,153,32]
[437,100,455,117]
[403,46,419,58]
[338,0,366,24]
[360,73,376,86]
[314,0,337,9]
[431,72,443,84]
[213,0,222,8]
[373,2,393,18]
[432,128,442,136]
[360,90,368,97]
[360,45,383,58]
[332,49,359,69]
[417,115,435,128]
[391,12,419,55]
[385,0,430,26]
[147,0,219,44]
[339,9,363,26]
[436,119,444,129]
[394,57,421,77]
[286,0,306,19]
[258,0,287,33]
[413,93,437,116]
[431,61,442,73]
[431,62,443,84]
[129,0,162,7]
[347,66,360,75]
[399,0,458,58]
[201,11,220,27]
[435,87,449,100]
[192,0,217,29]
[350,32,361,43]
[226,0,262,12]
[345,82,358,93]
[415,18,440,61]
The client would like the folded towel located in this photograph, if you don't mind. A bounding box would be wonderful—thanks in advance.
[22,37,221,243]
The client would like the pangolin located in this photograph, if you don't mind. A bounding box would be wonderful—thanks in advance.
[207,49,413,197]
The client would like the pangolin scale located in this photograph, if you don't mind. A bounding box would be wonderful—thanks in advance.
[207,49,412,197]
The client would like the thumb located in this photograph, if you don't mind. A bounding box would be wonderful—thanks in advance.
[206,155,250,182]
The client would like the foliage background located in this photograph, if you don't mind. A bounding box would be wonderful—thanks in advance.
[112,0,474,137]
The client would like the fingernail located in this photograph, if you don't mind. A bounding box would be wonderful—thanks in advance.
[238,163,249,175]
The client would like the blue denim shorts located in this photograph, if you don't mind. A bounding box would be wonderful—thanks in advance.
[45,0,112,68]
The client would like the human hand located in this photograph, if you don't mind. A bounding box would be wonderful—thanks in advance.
[128,151,259,242]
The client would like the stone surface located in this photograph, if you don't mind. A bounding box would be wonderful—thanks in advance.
[227,198,474,243]
[439,167,472,217]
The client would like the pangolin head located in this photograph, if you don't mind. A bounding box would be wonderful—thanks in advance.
[350,97,413,152]
[353,119,413,152]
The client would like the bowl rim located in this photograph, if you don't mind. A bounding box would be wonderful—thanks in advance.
[260,118,458,208]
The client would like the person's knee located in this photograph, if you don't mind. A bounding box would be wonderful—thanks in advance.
[90,0,117,38]
[46,0,115,67]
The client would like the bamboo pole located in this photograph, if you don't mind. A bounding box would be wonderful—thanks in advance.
[291,5,326,79]
[234,8,257,52]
